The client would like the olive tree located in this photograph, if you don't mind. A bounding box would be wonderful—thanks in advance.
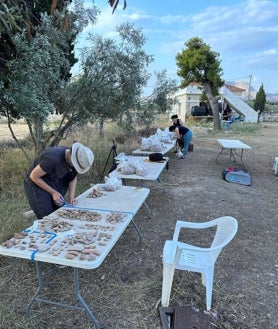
[135,70,177,127]
[176,37,224,130]
[1,15,74,157]
[62,22,154,135]
[0,3,99,157]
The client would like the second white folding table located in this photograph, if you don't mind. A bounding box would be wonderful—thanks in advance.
[132,140,176,156]
[112,155,169,186]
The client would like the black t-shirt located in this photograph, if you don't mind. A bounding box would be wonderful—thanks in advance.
[173,119,182,127]
[177,126,189,136]
[25,147,77,190]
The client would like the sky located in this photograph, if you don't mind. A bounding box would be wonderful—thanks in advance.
[73,0,278,94]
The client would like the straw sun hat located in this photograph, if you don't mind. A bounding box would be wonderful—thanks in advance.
[71,142,94,174]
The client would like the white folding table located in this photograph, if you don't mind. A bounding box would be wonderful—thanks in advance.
[132,140,176,156]
[112,155,169,186]
[0,186,150,328]
[216,139,252,168]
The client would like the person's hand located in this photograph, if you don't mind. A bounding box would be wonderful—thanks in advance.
[68,197,77,206]
[52,192,65,206]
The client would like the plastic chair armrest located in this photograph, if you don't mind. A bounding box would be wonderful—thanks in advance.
[163,240,178,265]
[173,220,211,241]
[173,217,236,241]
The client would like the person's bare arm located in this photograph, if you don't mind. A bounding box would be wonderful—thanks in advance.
[175,127,181,139]
[67,176,77,205]
[29,165,64,205]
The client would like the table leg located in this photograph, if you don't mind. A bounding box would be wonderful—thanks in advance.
[27,262,99,328]
[130,219,142,243]
[216,148,247,169]
[231,149,246,168]
[229,148,236,162]
[216,147,224,163]
[74,268,99,328]
[26,261,43,317]
[158,177,165,187]
[144,201,152,218]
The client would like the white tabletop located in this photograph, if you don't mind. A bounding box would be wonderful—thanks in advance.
[76,185,150,213]
[217,139,252,149]
[132,140,176,156]
[0,186,150,270]
[112,156,169,181]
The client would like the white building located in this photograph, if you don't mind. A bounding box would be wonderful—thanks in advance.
[171,83,258,123]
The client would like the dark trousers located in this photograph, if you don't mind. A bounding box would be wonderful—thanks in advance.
[24,179,66,219]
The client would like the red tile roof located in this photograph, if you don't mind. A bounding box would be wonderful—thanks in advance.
[225,84,245,92]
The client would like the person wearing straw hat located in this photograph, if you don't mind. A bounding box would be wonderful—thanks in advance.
[24,142,94,218]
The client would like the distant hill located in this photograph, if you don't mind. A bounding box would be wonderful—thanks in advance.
[265,93,278,102]
[226,81,278,102]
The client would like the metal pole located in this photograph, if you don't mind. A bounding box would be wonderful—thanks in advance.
[248,75,252,101]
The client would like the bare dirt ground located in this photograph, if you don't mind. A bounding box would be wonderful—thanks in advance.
[0,122,277,329]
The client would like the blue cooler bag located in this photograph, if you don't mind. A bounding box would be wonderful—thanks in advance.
[222,167,251,186]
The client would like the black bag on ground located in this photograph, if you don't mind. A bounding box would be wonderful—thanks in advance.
[149,153,164,162]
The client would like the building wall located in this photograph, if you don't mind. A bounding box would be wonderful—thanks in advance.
[171,84,246,120]
[172,84,203,120]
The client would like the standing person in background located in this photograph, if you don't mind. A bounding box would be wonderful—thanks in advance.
[169,125,193,159]
[171,114,184,152]
[222,105,232,121]
[24,142,94,218]
[171,114,183,127]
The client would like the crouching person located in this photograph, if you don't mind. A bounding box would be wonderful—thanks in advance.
[169,125,193,159]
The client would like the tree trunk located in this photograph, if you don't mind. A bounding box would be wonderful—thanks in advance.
[203,83,222,130]
[34,118,45,155]
[98,119,104,137]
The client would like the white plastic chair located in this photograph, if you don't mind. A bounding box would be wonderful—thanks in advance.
[273,157,278,175]
[161,216,238,311]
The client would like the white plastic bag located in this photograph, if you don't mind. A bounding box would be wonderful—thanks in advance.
[99,172,122,191]
[177,149,183,159]
[141,137,152,150]
[135,164,148,177]
[116,159,136,175]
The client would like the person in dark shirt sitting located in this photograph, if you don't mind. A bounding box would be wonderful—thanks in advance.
[223,105,232,121]
[24,142,94,218]
[169,125,193,159]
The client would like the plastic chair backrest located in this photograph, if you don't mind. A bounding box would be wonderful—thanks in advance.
[173,216,238,267]
[211,216,238,248]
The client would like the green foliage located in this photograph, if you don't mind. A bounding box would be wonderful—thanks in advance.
[176,37,224,92]
[0,1,99,156]
[4,15,71,154]
[254,84,266,115]
[176,37,224,130]
[0,4,175,158]
[128,70,177,128]
[66,22,154,130]
[0,0,23,34]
